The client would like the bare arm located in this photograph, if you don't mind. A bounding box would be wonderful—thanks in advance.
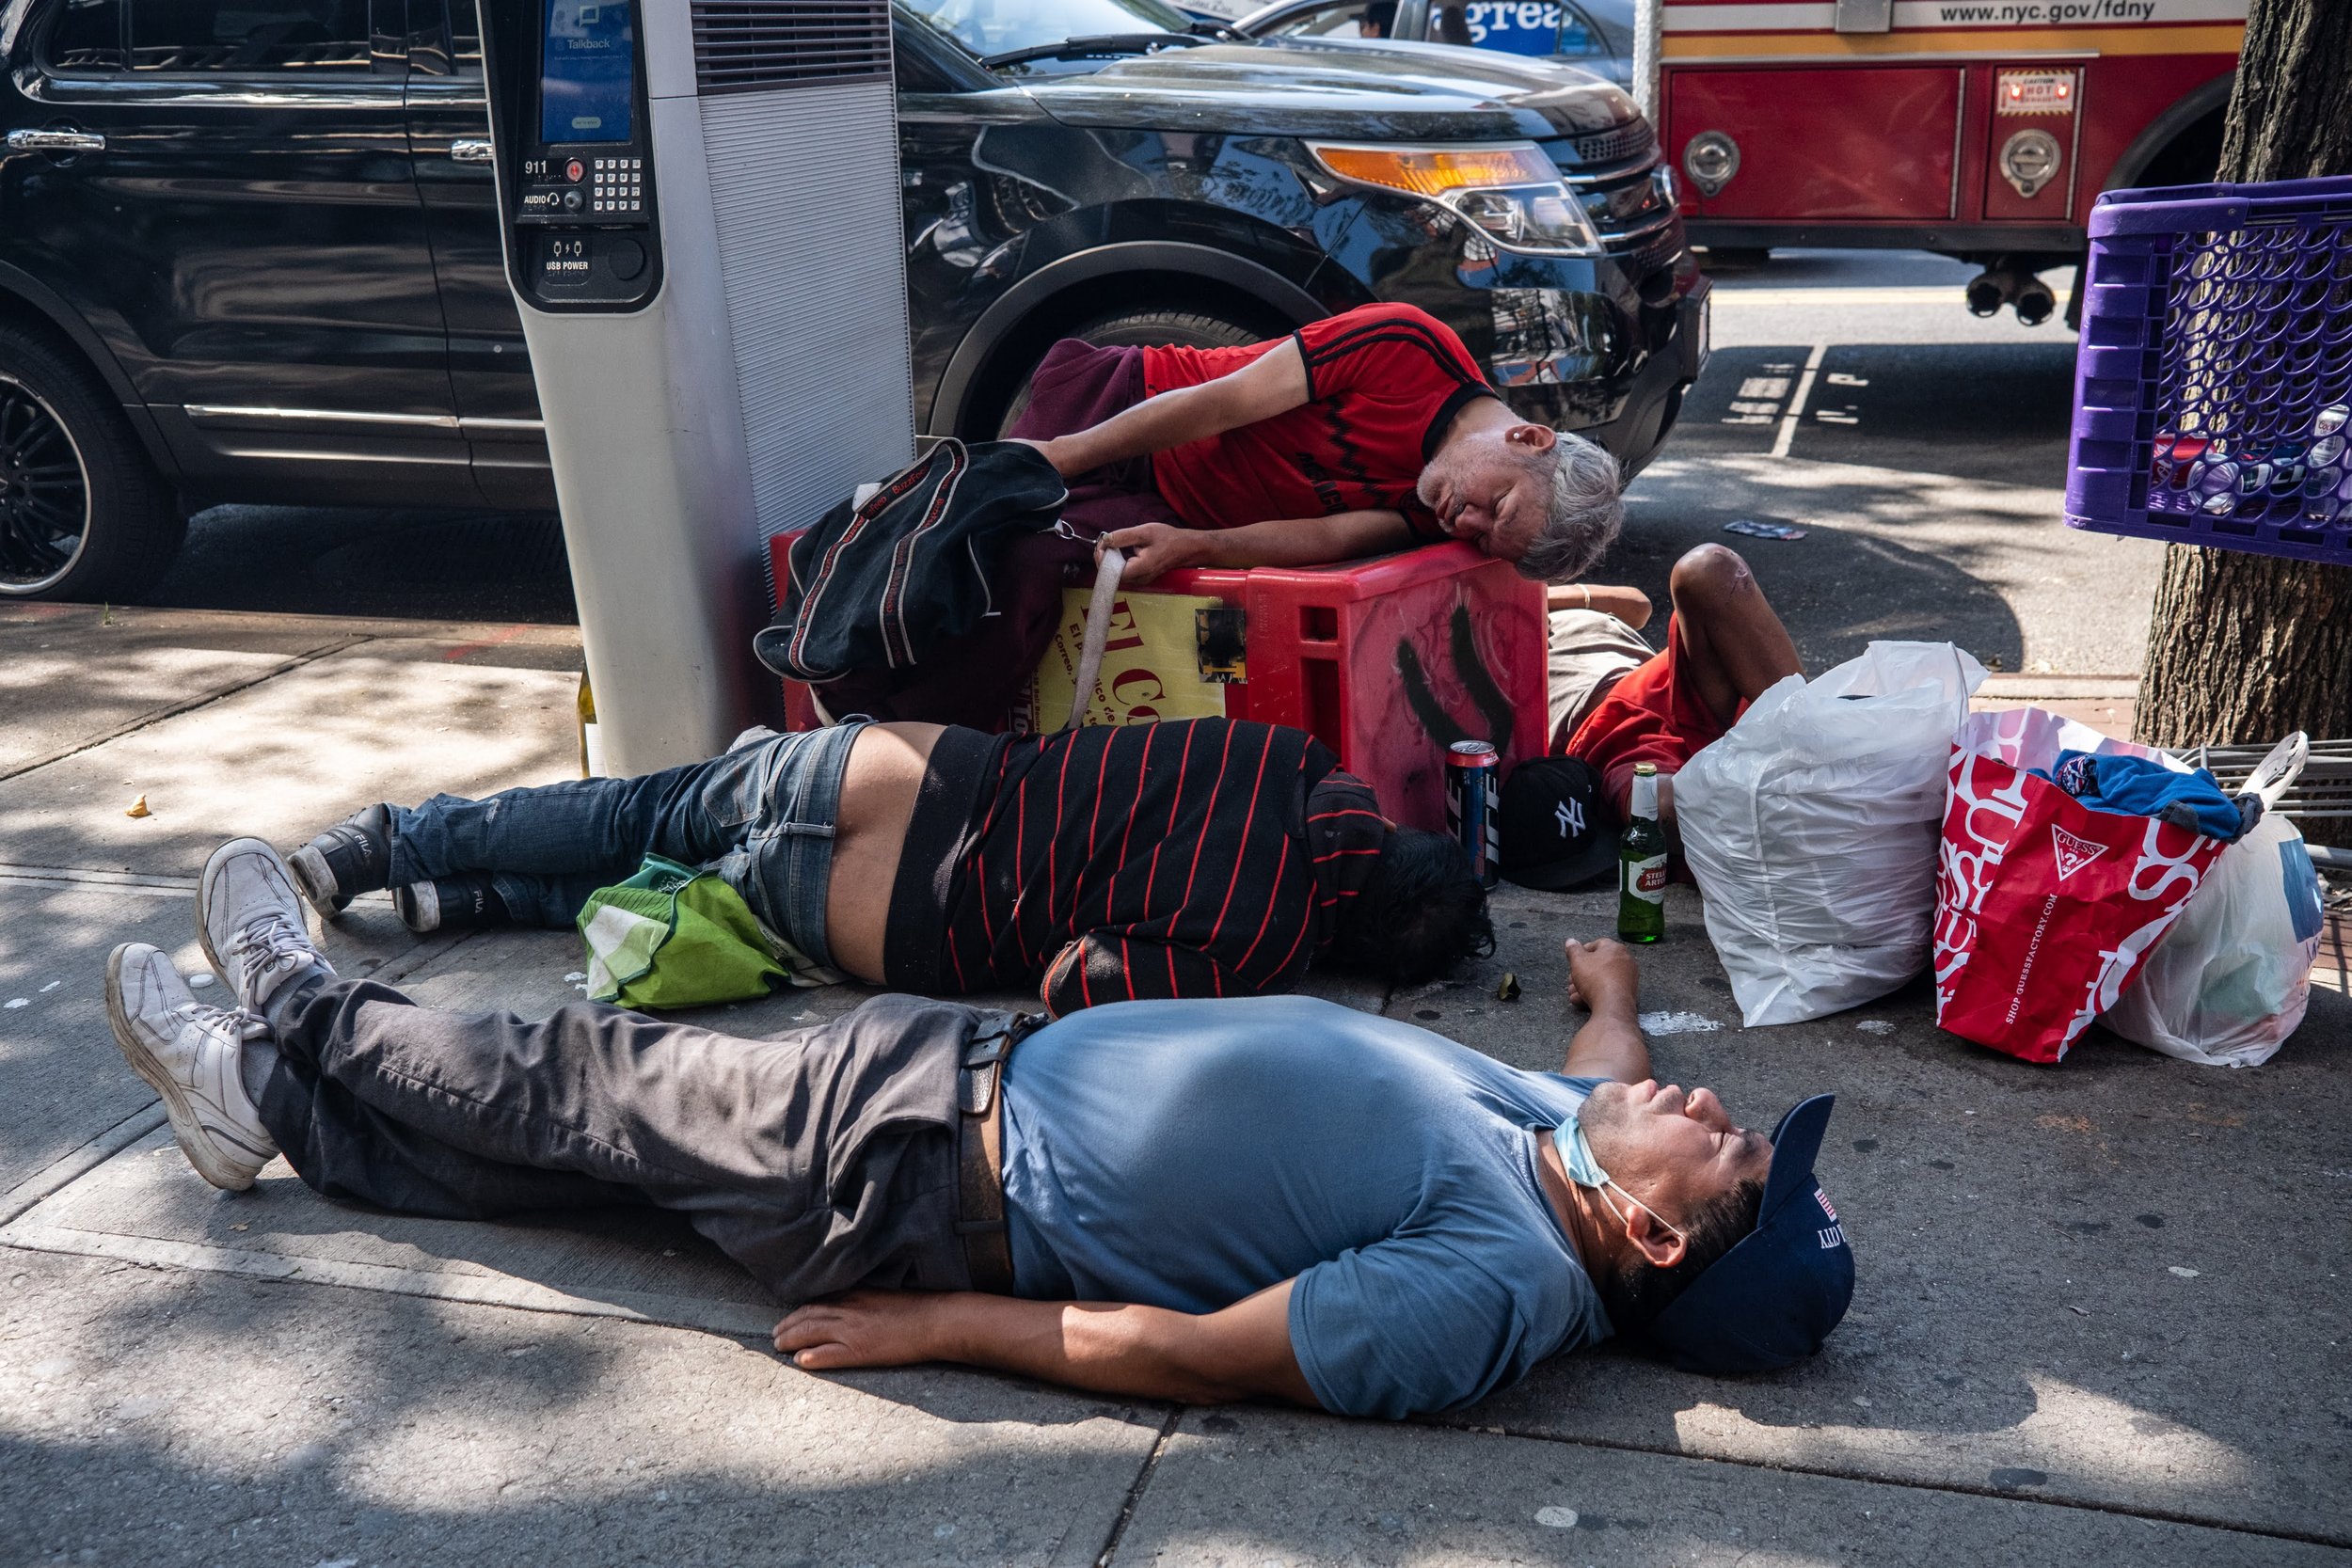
[773,1281,1318,1407]
[1560,938,1651,1083]
[1035,338,1311,477]
[1545,583,1653,630]
[1103,511,1418,587]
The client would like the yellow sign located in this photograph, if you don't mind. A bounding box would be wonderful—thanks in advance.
[1030,588,1229,730]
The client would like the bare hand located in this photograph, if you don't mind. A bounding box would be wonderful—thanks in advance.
[772,1289,947,1370]
[1099,522,1204,586]
[1565,938,1639,1012]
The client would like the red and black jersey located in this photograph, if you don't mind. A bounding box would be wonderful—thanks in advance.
[882,720,1385,1017]
[1139,303,1499,537]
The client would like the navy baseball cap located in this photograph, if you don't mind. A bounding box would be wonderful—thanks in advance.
[1498,756,1619,892]
[1646,1094,1853,1375]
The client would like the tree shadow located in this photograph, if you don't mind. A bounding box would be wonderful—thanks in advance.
[6,1258,1164,1565]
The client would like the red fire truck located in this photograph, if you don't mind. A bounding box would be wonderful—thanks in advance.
[1656,0,2246,323]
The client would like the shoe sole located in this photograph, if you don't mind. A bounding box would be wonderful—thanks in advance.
[286,841,350,921]
[104,943,259,1194]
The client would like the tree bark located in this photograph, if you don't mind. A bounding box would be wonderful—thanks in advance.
[2132,0,2352,749]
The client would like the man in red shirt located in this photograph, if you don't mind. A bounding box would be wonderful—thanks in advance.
[815,302,1629,730]
[1022,302,1623,586]
[1015,304,1805,827]
[819,302,1804,790]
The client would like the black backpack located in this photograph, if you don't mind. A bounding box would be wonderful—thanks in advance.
[753,439,1068,684]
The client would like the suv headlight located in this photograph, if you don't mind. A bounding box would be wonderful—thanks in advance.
[1306,142,1603,258]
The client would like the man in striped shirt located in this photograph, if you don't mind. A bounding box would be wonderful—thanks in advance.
[288,717,1491,1017]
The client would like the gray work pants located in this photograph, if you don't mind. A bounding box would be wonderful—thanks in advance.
[256,981,992,1302]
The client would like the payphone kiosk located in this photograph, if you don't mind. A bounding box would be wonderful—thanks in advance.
[481,0,915,773]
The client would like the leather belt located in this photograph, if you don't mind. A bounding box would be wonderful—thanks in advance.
[956,1010,1041,1295]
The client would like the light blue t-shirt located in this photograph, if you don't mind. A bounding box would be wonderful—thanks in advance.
[999,995,1613,1418]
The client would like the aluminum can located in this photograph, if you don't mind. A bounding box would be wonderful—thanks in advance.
[1445,739,1501,888]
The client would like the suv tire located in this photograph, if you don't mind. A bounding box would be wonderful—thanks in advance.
[996,307,1270,435]
[0,324,184,602]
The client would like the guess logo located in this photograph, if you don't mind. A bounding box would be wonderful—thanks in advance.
[2049,825,2108,881]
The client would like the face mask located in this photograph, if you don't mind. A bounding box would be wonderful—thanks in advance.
[1552,1107,1685,1242]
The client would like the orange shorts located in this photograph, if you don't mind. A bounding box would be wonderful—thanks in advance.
[1556,618,1737,815]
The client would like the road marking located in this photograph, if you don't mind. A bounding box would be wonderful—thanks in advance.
[1772,343,1828,460]
[1713,286,1963,307]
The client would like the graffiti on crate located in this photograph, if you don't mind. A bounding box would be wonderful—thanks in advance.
[1395,603,1518,749]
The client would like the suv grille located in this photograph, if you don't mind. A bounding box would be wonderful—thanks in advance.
[1544,131,1681,271]
[1561,122,1658,167]
[691,1,893,94]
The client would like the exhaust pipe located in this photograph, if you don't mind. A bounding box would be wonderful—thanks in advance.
[2011,274,2057,326]
[1966,262,2060,324]
[1965,261,2058,325]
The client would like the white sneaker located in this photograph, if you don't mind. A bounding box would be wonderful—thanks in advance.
[198,837,333,1014]
[105,943,278,1192]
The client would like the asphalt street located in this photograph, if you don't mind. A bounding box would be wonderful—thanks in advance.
[133,250,2155,684]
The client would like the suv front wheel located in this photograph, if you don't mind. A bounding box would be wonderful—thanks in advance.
[0,324,183,602]
[994,307,1271,436]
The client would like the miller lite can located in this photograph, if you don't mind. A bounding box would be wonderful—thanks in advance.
[1445,739,1501,888]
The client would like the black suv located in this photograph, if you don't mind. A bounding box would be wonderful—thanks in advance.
[0,0,1701,601]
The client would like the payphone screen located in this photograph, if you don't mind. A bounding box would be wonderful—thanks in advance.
[539,0,635,144]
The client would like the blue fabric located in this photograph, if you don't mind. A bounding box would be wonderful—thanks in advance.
[2035,750,2249,842]
[999,996,1613,1418]
[389,721,865,963]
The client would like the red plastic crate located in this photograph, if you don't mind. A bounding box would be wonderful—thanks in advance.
[767,535,1547,833]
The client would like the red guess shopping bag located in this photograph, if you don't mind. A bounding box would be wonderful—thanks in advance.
[1932,708,2229,1063]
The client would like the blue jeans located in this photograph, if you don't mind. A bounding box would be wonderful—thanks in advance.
[388,721,866,966]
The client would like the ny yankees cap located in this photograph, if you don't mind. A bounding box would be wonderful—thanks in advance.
[1498,757,1619,892]
[1646,1094,1855,1375]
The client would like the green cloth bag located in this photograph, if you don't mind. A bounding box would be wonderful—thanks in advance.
[577,854,837,1009]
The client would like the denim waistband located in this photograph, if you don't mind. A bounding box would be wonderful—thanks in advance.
[720,720,866,971]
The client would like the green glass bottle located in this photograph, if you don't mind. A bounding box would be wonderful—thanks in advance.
[1617,762,1667,943]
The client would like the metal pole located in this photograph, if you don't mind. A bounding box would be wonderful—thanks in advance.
[1632,0,1662,125]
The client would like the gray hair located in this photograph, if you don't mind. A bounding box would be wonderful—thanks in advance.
[1517,433,1624,583]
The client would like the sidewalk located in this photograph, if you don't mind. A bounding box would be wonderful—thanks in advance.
[2,600,2347,1566]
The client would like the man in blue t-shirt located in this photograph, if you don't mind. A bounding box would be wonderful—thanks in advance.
[774,942,1854,1413]
[108,840,1854,1418]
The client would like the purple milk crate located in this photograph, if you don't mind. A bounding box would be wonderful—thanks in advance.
[2067,174,2352,566]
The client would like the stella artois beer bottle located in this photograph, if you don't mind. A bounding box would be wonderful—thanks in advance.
[1617,763,1666,943]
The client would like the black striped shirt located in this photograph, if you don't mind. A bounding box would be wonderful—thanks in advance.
[883,720,1386,1016]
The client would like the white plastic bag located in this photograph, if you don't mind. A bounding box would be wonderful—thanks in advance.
[1675,641,1987,1026]
[2101,735,2325,1068]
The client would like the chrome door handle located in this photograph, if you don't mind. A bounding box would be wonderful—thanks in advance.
[8,128,106,154]
[450,138,495,165]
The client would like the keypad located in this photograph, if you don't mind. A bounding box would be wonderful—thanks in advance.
[588,156,644,214]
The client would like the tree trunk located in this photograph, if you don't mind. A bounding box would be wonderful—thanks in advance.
[2132,0,2352,749]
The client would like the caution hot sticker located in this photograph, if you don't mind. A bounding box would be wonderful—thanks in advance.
[1996,70,2079,116]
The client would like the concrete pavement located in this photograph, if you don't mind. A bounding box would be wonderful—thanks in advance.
[2,594,2346,1567]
